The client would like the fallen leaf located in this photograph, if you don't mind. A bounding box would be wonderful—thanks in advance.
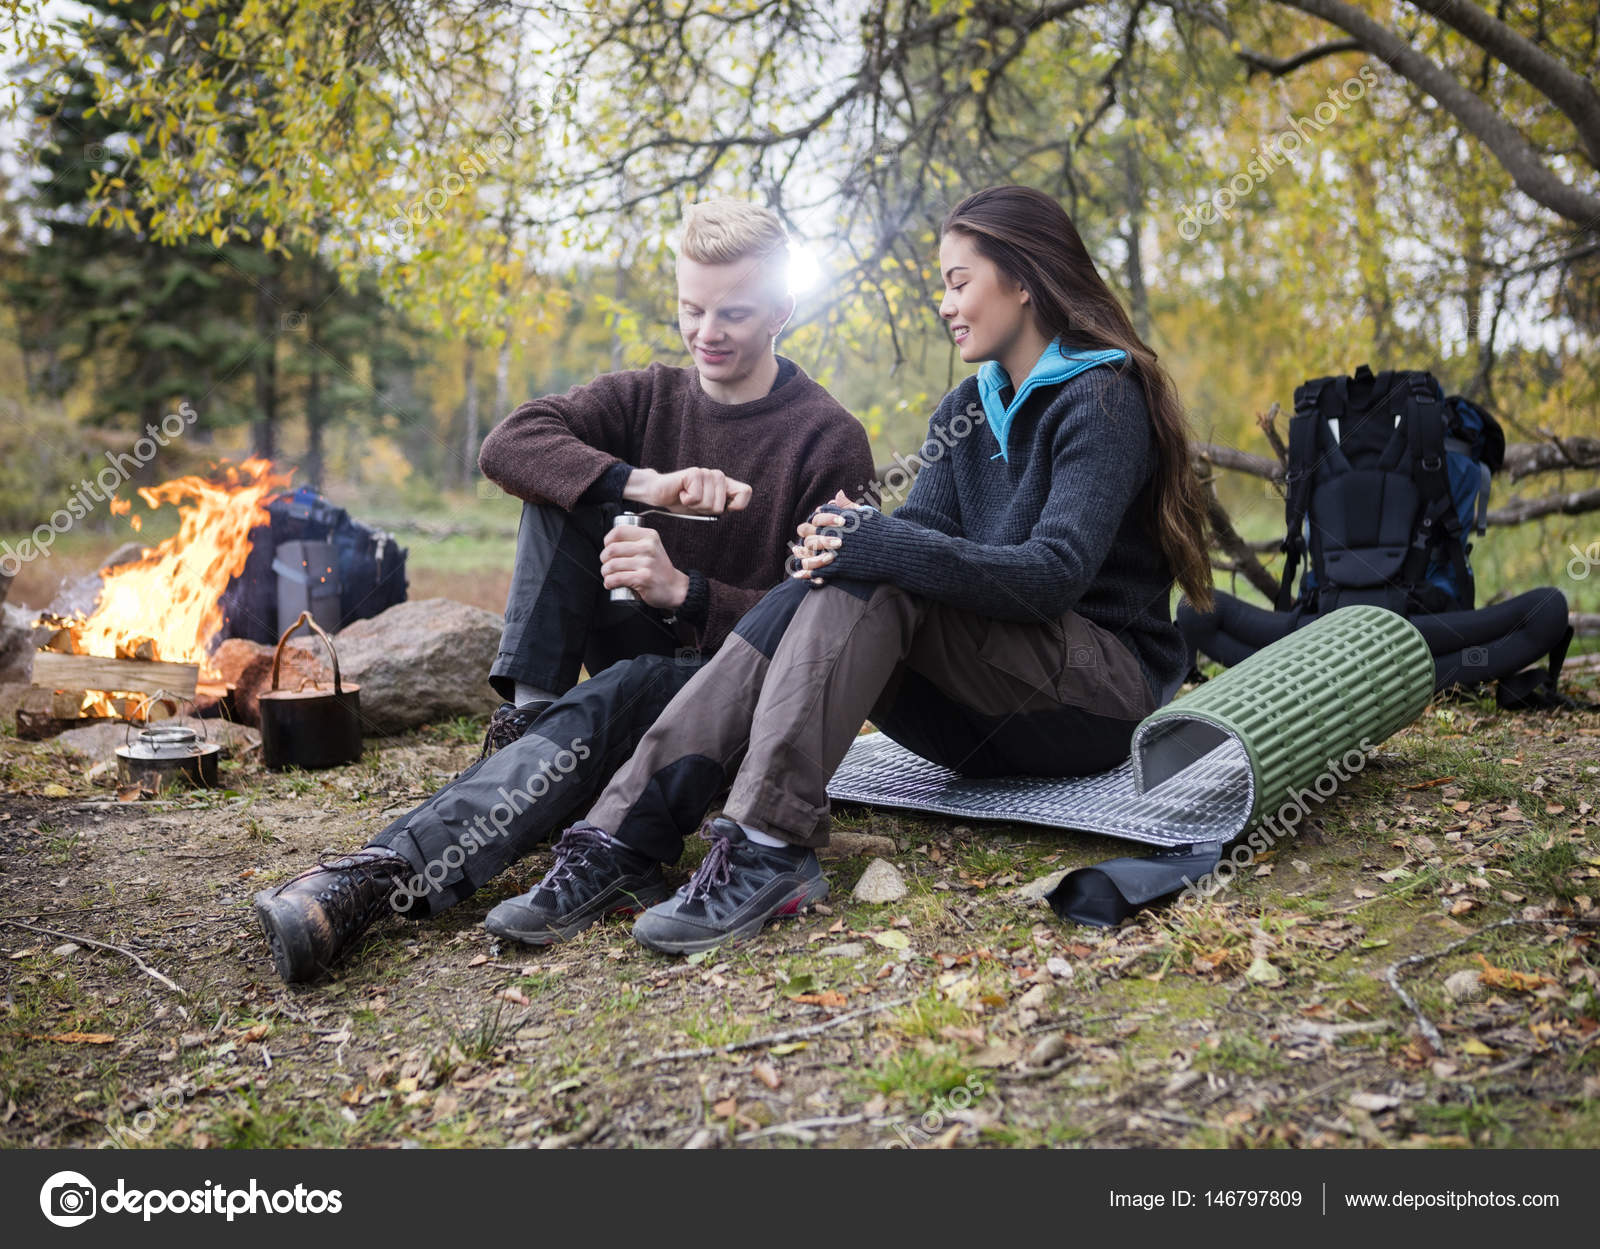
[871,930,910,950]
[712,1098,738,1118]
[1348,1092,1400,1113]
[768,1042,807,1056]
[468,954,489,967]
[1245,957,1283,986]
[1474,954,1554,993]
[1449,898,1476,916]
[500,987,530,1006]
[752,1062,781,1091]
[791,991,848,1008]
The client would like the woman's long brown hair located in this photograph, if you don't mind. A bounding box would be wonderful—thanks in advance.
[941,186,1214,613]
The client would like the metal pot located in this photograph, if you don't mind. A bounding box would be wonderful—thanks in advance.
[259,610,363,771]
[115,721,222,792]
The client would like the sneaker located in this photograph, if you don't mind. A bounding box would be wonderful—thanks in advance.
[483,823,670,945]
[632,818,828,956]
[478,699,553,763]
[253,848,412,984]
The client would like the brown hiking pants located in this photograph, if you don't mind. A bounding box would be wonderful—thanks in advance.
[587,576,1160,860]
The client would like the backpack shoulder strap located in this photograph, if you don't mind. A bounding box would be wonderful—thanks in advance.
[1278,378,1329,610]
[1402,375,1469,601]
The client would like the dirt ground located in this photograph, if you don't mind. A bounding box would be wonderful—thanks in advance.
[2,675,1598,1150]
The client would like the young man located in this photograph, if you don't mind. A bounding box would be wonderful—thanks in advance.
[253,200,875,983]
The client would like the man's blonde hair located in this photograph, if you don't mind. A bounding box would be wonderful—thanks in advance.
[680,199,790,298]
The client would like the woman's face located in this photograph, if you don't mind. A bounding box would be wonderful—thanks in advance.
[938,229,1032,367]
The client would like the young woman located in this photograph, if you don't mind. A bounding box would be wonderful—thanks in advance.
[483,184,1215,954]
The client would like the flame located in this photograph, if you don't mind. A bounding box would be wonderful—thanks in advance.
[53,457,294,688]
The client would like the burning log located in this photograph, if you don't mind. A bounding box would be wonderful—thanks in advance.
[31,652,199,699]
[16,457,293,739]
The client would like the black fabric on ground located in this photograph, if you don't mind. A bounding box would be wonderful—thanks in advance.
[1177,586,1571,694]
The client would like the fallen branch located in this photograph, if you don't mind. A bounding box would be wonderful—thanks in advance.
[1203,482,1280,601]
[631,993,914,1067]
[732,1112,869,1142]
[1382,917,1598,1050]
[2,919,186,995]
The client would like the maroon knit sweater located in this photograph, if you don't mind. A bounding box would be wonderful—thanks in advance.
[478,358,875,652]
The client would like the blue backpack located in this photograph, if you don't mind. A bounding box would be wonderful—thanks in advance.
[1277,365,1506,615]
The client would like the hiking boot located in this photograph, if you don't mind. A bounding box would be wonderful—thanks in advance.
[253,848,412,984]
[484,823,669,945]
[632,818,828,956]
[478,699,553,763]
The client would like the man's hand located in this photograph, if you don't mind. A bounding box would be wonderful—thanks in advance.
[602,522,690,610]
[624,466,753,515]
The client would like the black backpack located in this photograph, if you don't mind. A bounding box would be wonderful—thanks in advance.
[217,488,408,644]
[1271,365,1589,711]
[1277,365,1505,616]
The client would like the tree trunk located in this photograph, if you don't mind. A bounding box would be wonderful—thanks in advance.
[461,343,479,488]
[495,334,510,423]
[1122,137,1150,342]
[253,278,278,460]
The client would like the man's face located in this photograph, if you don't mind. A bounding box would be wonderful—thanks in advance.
[676,255,793,392]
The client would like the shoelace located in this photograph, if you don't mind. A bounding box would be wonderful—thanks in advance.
[271,847,409,897]
[538,824,616,893]
[479,706,532,761]
[683,823,737,904]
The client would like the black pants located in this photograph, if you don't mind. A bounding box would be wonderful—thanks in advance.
[367,502,705,917]
[488,501,685,701]
[1177,586,1570,692]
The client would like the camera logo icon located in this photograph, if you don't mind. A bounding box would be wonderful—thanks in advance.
[40,1170,97,1227]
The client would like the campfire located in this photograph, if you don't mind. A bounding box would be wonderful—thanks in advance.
[24,457,295,732]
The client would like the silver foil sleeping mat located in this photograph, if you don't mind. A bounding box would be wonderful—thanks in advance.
[825,728,1255,849]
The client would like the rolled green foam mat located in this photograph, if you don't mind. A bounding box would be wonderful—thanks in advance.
[826,606,1435,922]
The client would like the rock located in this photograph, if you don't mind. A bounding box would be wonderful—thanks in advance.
[53,716,261,764]
[290,598,504,736]
[1015,868,1070,902]
[1045,955,1075,981]
[819,830,897,860]
[0,682,33,729]
[52,942,80,957]
[1026,1033,1069,1068]
[851,857,908,903]
[1017,983,1054,1012]
[818,942,867,959]
[1443,968,1484,1002]
[0,603,34,684]
[212,636,331,728]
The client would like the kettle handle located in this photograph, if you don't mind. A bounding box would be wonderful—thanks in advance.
[270,610,343,695]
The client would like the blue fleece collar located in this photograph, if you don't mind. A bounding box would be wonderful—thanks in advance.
[977,341,1128,461]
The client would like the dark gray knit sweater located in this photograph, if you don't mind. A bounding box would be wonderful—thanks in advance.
[822,365,1188,708]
